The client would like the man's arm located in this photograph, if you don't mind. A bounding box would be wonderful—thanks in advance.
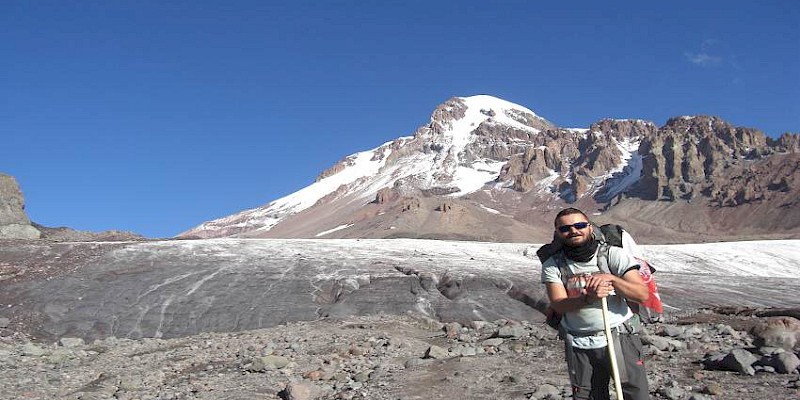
[546,282,592,314]
[613,269,649,302]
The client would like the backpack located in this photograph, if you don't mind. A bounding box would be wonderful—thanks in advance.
[539,223,663,328]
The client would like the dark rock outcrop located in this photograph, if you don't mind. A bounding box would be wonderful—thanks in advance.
[0,174,40,239]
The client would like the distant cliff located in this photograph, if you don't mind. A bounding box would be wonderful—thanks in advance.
[0,174,41,239]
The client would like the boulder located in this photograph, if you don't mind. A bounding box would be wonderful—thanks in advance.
[750,317,800,351]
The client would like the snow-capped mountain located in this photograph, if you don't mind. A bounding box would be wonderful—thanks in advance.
[179,95,799,243]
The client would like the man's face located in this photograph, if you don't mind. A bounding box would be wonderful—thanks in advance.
[555,213,593,247]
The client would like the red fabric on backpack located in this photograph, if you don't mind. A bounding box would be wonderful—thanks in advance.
[635,258,663,314]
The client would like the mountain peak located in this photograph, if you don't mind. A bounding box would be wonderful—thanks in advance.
[432,95,553,134]
[460,95,543,119]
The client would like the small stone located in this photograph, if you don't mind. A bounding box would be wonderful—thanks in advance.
[46,349,72,364]
[248,355,290,372]
[773,352,800,373]
[21,343,46,356]
[642,335,671,351]
[496,326,526,339]
[59,337,85,348]
[684,326,704,337]
[757,365,775,373]
[303,369,326,381]
[510,342,526,353]
[284,382,318,400]
[715,324,737,336]
[404,358,430,368]
[470,321,490,331]
[530,383,560,399]
[499,375,518,383]
[260,342,276,356]
[757,346,786,356]
[458,347,477,357]
[353,370,371,382]
[659,386,687,400]
[662,325,684,337]
[424,345,449,359]
[704,382,723,395]
[444,322,462,338]
[348,345,366,356]
[482,338,504,347]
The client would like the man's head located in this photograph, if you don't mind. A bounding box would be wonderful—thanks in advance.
[554,208,593,247]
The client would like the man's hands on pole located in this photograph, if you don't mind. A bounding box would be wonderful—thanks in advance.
[583,274,614,302]
[586,270,649,303]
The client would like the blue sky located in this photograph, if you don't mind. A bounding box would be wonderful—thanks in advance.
[2,1,798,238]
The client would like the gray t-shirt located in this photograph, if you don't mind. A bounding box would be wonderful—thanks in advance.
[541,246,639,349]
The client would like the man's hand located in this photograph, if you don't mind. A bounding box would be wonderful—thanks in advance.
[584,273,615,301]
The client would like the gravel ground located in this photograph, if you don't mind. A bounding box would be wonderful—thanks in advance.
[1,311,798,400]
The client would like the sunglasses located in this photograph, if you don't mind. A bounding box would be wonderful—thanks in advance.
[557,222,590,233]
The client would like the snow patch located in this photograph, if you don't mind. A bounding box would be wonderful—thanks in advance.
[594,138,642,201]
[449,159,506,196]
[315,224,355,237]
[567,128,589,134]
[479,205,501,214]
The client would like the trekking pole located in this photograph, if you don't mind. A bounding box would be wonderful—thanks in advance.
[601,297,624,399]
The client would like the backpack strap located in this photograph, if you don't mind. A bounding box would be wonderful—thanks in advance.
[595,241,618,276]
[553,251,570,286]
[592,225,617,276]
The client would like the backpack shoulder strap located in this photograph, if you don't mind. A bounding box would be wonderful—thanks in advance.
[553,251,571,286]
[596,241,616,275]
[593,223,625,276]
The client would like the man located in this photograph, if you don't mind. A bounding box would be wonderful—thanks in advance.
[541,208,650,400]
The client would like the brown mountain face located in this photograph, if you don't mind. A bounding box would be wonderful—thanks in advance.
[181,97,798,244]
[586,117,799,243]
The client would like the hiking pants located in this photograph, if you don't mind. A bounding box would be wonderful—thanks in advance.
[567,333,649,400]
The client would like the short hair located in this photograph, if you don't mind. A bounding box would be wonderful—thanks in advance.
[554,207,589,227]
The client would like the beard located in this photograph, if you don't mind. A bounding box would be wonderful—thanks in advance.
[562,233,598,262]
[563,230,591,248]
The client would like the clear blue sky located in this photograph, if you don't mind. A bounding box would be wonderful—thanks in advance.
[2,1,798,238]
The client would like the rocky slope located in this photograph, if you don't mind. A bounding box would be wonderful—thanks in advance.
[179,96,799,244]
